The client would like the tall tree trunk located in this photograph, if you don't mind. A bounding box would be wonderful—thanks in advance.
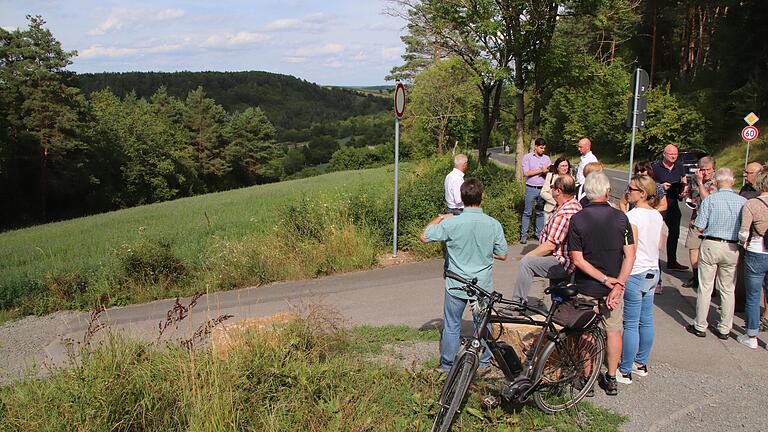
[650,0,657,86]
[478,87,492,165]
[39,140,48,221]
[513,58,526,182]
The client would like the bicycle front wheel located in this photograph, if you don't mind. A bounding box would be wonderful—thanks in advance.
[431,353,479,432]
[532,326,605,414]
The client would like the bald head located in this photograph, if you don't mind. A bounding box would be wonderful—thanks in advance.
[745,161,763,185]
[577,138,592,155]
[662,144,679,165]
[454,154,468,172]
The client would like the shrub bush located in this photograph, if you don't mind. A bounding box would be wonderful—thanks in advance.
[328,145,394,172]
[349,155,522,253]
[115,238,187,286]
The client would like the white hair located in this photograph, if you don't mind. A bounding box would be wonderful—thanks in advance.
[584,171,611,200]
[454,154,468,166]
[714,167,734,184]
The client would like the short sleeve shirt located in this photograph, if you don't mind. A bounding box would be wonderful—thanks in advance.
[568,202,635,298]
[694,189,747,241]
[424,208,508,299]
[521,152,552,187]
[651,160,685,202]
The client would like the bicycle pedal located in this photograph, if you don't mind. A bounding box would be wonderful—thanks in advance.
[480,395,499,409]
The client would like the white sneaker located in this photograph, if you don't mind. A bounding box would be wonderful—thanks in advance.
[737,334,758,349]
[632,363,649,377]
[616,371,632,384]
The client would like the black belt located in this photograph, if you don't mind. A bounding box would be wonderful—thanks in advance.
[699,235,738,244]
[526,185,543,189]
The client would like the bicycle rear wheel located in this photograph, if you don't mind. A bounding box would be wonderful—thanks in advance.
[431,353,479,432]
[532,326,605,413]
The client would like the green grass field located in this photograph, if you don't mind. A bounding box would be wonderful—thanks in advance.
[0,165,401,318]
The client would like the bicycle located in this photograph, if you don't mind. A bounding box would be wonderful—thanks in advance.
[431,270,606,432]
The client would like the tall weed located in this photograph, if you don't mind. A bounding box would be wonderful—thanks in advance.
[203,196,378,290]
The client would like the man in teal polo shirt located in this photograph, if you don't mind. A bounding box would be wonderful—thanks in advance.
[420,178,508,372]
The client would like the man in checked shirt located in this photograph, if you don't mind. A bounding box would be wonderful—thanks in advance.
[512,174,581,303]
[686,167,747,340]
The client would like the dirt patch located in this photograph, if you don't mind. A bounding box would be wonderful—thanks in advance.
[376,250,421,267]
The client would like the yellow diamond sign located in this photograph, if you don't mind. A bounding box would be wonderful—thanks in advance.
[744,112,759,126]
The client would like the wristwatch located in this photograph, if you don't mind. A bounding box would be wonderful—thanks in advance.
[601,276,608,285]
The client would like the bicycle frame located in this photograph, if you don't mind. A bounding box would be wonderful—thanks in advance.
[444,272,578,403]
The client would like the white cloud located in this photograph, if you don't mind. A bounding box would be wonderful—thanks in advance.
[291,43,344,57]
[265,12,334,32]
[89,8,185,36]
[380,47,402,60]
[352,51,368,61]
[282,57,307,63]
[322,60,344,68]
[1,26,19,32]
[201,32,270,48]
[79,43,185,59]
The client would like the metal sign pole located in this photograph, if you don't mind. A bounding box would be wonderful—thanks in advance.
[628,68,641,183]
[393,117,399,257]
[745,140,750,170]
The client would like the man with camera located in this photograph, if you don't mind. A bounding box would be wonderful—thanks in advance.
[681,156,718,288]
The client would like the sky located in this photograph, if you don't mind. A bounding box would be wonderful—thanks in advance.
[0,0,407,86]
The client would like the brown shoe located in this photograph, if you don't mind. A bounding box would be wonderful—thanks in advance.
[667,262,689,271]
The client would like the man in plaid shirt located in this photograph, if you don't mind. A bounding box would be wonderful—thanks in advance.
[512,174,582,302]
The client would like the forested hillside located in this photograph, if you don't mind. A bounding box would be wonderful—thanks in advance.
[76,71,390,139]
[0,17,397,231]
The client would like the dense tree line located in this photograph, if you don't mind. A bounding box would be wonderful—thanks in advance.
[392,0,766,169]
[77,71,390,141]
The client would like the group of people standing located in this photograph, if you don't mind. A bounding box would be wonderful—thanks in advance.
[422,139,768,398]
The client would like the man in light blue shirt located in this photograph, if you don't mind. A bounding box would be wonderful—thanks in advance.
[421,178,508,372]
[687,168,747,339]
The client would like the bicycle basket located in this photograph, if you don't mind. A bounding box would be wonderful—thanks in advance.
[552,299,599,330]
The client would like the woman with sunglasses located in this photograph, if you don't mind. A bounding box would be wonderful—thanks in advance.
[616,174,664,384]
[620,161,668,294]
[620,161,668,213]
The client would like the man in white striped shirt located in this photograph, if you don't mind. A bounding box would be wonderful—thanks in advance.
[444,154,468,215]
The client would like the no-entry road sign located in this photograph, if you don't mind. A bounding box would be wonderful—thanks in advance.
[394,82,406,119]
[742,125,759,142]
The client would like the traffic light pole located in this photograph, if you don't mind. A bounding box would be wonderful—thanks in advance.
[628,68,641,184]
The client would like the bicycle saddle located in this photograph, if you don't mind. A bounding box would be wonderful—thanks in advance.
[544,283,578,300]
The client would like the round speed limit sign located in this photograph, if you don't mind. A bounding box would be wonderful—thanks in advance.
[742,125,759,142]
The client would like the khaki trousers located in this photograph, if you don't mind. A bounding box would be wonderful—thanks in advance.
[694,239,739,333]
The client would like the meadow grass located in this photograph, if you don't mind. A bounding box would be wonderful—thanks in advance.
[0,165,399,318]
[0,155,521,320]
[0,315,624,431]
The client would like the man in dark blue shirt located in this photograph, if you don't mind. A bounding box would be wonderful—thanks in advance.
[651,144,688,270]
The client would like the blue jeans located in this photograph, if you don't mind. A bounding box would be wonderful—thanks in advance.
[521,185,544,241]
[439,290,492,370]
[620,269,659,374]
[743,251,768,336]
